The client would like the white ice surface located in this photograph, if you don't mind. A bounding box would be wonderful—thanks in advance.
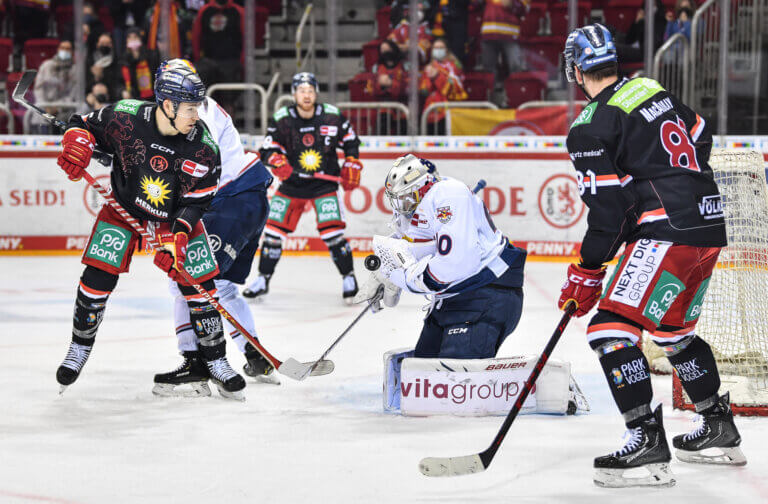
[0,256,765,504]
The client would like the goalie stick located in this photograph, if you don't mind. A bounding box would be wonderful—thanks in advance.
[418,303,576,477]
[13,70,332,381]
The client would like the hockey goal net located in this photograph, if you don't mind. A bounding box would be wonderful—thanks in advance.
[643,149,768,416]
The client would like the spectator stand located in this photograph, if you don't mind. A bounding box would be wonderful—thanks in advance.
[653,32,689,103]
[22,39,59,71]
[206,72,280,135]
[420,100,499,135]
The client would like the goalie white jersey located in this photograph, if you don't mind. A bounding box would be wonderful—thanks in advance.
[391,178,526,294]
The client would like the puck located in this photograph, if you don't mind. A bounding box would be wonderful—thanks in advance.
[364,254,381,271]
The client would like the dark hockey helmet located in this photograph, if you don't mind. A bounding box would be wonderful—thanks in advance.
[154,65,206,106]
[563,23,617,82]
[291,72,319,94]
[156,58,198,81]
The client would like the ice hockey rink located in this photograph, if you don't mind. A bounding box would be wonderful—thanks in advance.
[0,255,766,504]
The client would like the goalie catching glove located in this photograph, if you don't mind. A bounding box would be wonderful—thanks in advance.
[558,263,606,317]
[153,231,189,284]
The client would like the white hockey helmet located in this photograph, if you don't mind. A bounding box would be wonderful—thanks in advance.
[384,154,440,215]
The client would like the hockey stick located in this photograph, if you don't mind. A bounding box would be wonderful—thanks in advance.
[418,302,576,477]
[297,172,342,183]
[14,70,332,380]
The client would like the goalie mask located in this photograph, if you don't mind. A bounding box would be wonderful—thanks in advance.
[384,154,440,215]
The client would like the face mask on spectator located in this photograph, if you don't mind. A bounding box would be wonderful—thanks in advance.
[95,93,109,103]
[127,39,142,50]
[381,51,400,68]
[432,47,446,61]
[678,7,693,17]
[58,50,72,61]
[98,45,112,56]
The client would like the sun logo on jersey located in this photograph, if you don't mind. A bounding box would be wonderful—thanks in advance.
[299,149,322,172]
[140,175,171,207]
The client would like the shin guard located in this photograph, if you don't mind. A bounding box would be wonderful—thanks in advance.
[325,235,353,276]
[662,335,721,412]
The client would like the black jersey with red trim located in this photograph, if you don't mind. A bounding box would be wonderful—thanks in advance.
[260,103,360,198]
[68,99,222,233]
[566,77,726,269]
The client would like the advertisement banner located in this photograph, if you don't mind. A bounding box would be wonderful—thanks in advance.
[449,105,585,136]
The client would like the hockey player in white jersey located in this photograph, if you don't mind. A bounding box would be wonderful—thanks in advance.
[152,59,278,398]
[355,154,526,358]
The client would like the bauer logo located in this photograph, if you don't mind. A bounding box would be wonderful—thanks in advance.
[698,195,724,220]
[537,174,585,229]
[85,222,131,268]
[609,239,671,308]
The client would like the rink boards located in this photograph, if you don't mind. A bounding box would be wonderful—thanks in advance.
[1,135,766,259]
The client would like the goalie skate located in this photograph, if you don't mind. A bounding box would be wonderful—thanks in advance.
[152,352,212,398]
[593,405,675,488]
[243,344,280,385]
[207,357,246,401]
[673,392,746,466]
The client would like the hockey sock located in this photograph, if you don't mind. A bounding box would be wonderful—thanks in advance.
[72,266,117,346]
[258,235,283,277]
[173,294,197,353]
[180,280,226,361]
[592,339,654,427]
[215,279,255,354]
[325,235,353,276]
[660,334,721,412]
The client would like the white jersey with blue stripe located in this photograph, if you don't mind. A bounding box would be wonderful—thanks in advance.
[198,96,259,188]
[392,177,516,294]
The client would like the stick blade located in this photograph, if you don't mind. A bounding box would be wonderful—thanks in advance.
[418,454,486,477]
[278,358,334,381]
[12,70,37,102]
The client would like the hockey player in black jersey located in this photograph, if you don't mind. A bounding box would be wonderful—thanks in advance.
[242,72,363,303]
[55,65,246,399]
[558,24,745,488]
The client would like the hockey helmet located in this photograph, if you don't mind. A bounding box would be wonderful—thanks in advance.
[156,58,198,79]
[292,72,319,94]
[563,23,617,82]
[384,154,440,215]
[154,65,206,106]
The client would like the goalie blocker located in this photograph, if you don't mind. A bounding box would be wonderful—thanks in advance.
[383,349,589,416]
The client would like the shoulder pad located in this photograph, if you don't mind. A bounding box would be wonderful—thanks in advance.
[607,78,665,114]
[113,99,144,115]
[322,103,340,115]
[273,106,289,121]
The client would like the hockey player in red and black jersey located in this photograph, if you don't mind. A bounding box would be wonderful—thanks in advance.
[243,72,363,303]
[54,65,247,399]
[558,24,745,488]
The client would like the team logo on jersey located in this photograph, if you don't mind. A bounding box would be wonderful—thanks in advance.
[181,159,209,178]
[149,155,169,173]
[302,133,315,147]
[208,234,221,252]
[140,175,171,207]
[299,149,322,172]
[320,125,337,136]
[436,206,452,224]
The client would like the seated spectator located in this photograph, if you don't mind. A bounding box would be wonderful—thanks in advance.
[88,33,124,102]
[371,39,410,135]
[143,0,193,59]
[481,0,528,106]
[86,82,111,111]
[419,38,468,133]
[192,0,244,86]
[616,0,667,63]
[387,0,433,66]
[32,40,78,132]
[665,0,695,41]
[120,28,160,100]
[106,0,150,58]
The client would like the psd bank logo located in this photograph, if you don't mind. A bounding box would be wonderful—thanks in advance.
[538,174,585,229]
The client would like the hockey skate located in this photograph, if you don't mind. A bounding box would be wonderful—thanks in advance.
[206,356,246,401]
[152,351,212,398]
[243,343,280,385]
[342,273,358,305]
[242,275,270,300]
[593,405,675,488]
[673,392,746,466]
[56,341,93,393]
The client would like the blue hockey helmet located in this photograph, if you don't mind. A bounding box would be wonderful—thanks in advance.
[291,72,319,94]
[563,23,617,82]
[154,65,206,106]
[156,58,198,79]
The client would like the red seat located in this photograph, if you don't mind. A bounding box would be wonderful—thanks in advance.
[348,72,374,102]
[263,0,283,17]
[362,39,381,72]
[54,5,74,37]
[603,0,643,34]
[0,37,13,81]
[463,72,494,101]
[504,71,548,108]
[23,39,60,71]
[520,3,547,38]
[549,2,592,36]
[6,72,29,133]
[521,36,565,78]
[377,6,392,39]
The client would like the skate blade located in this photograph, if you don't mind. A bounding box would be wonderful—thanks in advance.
[278,358,335,380]
[252,373,281,385]
[594,463,676,488]
[58,384,68,395]
[152,382,212,398]
[343,297,355,306]
[676,446,747,466]
[212,382,245,401]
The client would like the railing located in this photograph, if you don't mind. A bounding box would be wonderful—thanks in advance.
[207,73,280,134]
[517,100,588,110]
[296,3,315,72]
[653,33,689,104]
[0,104,14,134]
[689,0,718,114]
[336,102,410,136]
[420,101,498,135]
[23,102,79,134]
[274,94,293,112]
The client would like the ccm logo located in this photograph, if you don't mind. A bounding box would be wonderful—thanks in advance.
[151,143,175,154]
[447,327,468,335]
[568,273,602,286]
[75,137,94,149]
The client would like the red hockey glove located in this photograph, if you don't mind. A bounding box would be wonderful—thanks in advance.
[341,157,363,191]
[153,232,189,283]
[558,263,607,317]
[58,128,95,181]
[267,153,293,180]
